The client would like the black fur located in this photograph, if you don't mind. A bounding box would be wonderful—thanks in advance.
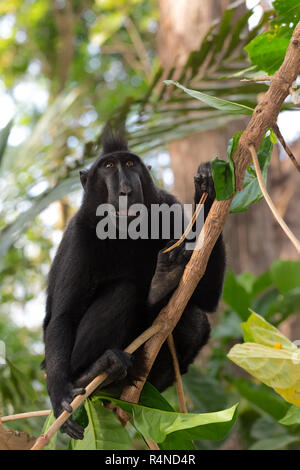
[43,129,226,439]
[101,125,129,154]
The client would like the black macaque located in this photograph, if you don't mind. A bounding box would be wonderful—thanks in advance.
[42,128,226,439]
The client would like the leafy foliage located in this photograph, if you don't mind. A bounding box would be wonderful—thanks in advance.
[89,394,237,449]
[222,259,300,325]
[228,312,300,407]
[245,0,300,74]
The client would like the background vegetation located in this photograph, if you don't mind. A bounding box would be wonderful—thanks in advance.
[0,0,300,450]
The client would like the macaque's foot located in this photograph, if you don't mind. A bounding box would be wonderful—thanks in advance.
[54,384,86,440]
[75,349,132,389]
[194,161,216,203]
[159,240,192,268]
[61,418,84,440]
[61,387,86,413]
[148,241,191,306]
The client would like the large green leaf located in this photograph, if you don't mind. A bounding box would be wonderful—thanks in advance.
[245,30,290,75]
[228,312,300,407]
[241,311,297,350]
[228,342,300,406]
[246,0,300,74]
[71,400,131,450]
[94,394,238,445]
[139,382,196,450]
[139,381,175,411]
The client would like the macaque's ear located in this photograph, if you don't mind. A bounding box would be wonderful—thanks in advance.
[79,169,89,190]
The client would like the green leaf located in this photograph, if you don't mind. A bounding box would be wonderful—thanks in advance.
[251,288,280,321]
[241,311,297,350]
[160,432,196,450]
[230,134,273,213]
[228,312,300,406]
[236,271,256,294]
[71,400,131,450]
[182,365,228,413]
[249,434,300,450]
[211,157,235,200]
[228,342,300,406]
[212,311,243,340]
[222,270,251,320]
[72,404,89,429]
[234,378,289,421]
[251,270,273,297]
[266,286,300,324]
[94,395,238,444]
[272,0,300,27]
[250,415,288,441]
[6,358,38,402]
[133,404,238,444]
[227,130,243,160]
[211,130,243,201]
[270,129,278,144]
[279,405,300,426]
[245,30,290,75]
[270,260,300,294]
[139,382,196,448]
[245,1,300,75]
[164,81,254,115]
[140,381,175,411]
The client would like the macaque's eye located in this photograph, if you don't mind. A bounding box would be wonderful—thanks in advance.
[126,160,134,168]
[105,161,115,169]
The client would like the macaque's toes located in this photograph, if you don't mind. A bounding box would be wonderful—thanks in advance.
[61,400,73,413]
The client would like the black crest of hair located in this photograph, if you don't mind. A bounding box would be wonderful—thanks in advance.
[42,127,226,440]
[101,124,129,155]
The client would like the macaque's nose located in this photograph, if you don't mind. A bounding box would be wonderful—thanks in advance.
[119,166,133,196]
[119,182,133,196]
